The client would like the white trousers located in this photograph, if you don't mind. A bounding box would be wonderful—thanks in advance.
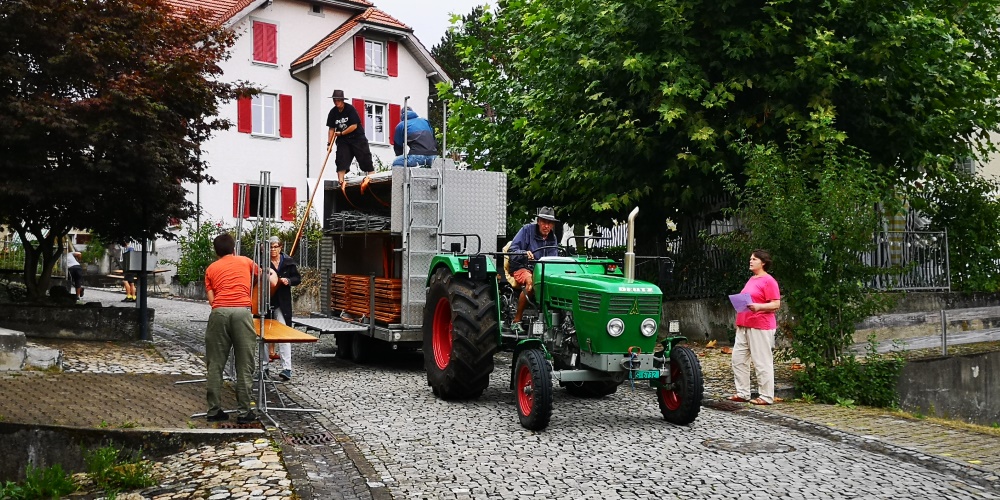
[732,326,775,403]
[264,308,293,372]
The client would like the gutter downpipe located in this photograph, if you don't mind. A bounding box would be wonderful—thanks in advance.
[624,207,639,282]
[290,70,310,197]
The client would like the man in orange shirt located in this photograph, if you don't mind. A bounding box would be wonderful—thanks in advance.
[203,233,275,424]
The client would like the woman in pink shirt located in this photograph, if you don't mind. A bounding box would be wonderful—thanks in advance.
[729,249,781,405]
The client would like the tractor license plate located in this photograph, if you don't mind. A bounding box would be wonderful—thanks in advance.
[631,369,661,380]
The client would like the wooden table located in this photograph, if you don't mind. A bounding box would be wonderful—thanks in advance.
[253,318,318,343]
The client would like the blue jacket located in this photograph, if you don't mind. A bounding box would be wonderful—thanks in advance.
[393,109,438,157]
[508,223,558,273]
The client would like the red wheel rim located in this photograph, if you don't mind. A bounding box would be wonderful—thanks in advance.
[659,361,682,411]
[516,363,534,415]
[431,297,452,370]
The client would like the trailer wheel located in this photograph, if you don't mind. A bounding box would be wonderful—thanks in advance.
[423,267,499,400]
[351,333,370,363]
[564,380,621,398]
[334,333,353,360]
[515,348,553,431]
[657,345,703,425]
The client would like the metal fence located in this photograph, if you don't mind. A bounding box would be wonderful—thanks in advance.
[588,228,951,300]
[867,230,950,291]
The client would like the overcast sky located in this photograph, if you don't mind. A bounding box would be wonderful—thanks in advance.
[372,0,489,49]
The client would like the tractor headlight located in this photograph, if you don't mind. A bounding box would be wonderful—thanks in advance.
[607,318,625,337]
[641,318,657,337]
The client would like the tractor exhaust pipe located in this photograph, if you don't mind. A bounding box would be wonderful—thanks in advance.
[624,207,639,282]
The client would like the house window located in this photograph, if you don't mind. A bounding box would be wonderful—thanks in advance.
[252,21,277,64]
[365,40,385,75]
[252,93,277,136]
[956,157,976,175]
[365,102,387,143]
[248,185,278,219]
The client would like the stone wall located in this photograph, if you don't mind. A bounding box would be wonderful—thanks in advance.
[897,350,1000,426]
[0,303,153,341]
[662,291,1000,342]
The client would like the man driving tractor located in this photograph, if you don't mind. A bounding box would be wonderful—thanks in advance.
[508,206,560,333]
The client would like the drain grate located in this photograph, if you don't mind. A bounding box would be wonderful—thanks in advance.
[286,431,336,445]
[703,439,795,454]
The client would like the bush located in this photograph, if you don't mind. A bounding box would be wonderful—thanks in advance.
[0,464,77,499]
[912,171,1000,292]
[163,220,229,285]
[795,337,904,407]
[85,445,156,492]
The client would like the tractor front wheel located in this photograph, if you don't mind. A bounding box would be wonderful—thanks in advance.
[657,345,703,425]
[423,267,499,400]
[515,348,553,431]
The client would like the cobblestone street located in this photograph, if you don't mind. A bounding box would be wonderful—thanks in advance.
[44,289,1000,498]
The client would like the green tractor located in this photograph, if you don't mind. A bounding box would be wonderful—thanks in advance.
[423,208,703,431]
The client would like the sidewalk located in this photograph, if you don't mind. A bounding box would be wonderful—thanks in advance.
[695,342,1000,491]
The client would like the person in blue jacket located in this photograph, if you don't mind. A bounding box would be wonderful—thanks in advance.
[392,107,439,167]
[508,207,560,332]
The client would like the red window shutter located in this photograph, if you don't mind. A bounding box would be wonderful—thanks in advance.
[233,183,250,218]
[387,40,398,77]
[254,22,277,63]
[280,187,297,221]
[354,36,365,72]
[279,94,292,138]
[388,104,401,145]
[232,183,240,218]
[237,96,251,133]
[352,99,365,128]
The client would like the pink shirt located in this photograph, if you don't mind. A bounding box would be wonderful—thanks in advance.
[735,273,780,330]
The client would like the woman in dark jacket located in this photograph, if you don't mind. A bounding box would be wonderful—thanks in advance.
[267,236,301,381]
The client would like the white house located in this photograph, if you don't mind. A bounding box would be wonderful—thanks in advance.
[157,0,449,271]
[168,0,448,223]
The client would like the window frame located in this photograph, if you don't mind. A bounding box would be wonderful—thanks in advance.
[365,39,386,76]
[252,20,278,66]
[364,101,388,144]
[251,93,278,137]
[248,185,278,220]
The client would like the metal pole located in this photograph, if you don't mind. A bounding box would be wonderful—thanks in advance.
[403,96,410,167]
[139,239,149,341]
[442,99,447,158]
[940,309,947,356]
[943,228,951,291]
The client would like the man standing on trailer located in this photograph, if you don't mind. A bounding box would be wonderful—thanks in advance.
[326,89,375,185]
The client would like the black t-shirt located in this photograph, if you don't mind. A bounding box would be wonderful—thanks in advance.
[326,103,366,141]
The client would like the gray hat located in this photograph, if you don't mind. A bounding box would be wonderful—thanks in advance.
[331,89,346,100]
[536,206,558,222]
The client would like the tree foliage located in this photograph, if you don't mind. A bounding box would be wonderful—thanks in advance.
[912,171,1000,292]
[0,0,247,300]
[445,0,1000,246]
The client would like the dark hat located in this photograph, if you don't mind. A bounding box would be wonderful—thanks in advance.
[331,89,346,100]
[536,206,558,222]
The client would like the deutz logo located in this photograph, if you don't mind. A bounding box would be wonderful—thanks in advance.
[618,286,653,292]
[629,299,640,315]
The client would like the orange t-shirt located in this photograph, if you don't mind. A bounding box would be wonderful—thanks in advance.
[205,255,259,308]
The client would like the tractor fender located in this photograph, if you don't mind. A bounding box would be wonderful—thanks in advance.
[426,255,498,287]
[509,338,548,390]
[660,335,688,359]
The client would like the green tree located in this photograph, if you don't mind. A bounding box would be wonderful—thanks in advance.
[713,135,903,405]
[429,6,490,149]
[0,0,247,300]
[445,0,1000,249]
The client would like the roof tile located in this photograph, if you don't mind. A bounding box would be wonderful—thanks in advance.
[291,8,411,69]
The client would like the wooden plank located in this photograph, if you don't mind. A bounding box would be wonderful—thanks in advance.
[253,318,318,343]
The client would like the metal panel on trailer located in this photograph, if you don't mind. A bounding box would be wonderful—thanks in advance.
[441,168,506,255]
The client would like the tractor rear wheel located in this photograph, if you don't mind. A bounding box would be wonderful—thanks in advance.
[657,345,703,425]
[515,348,552,431]
[423,267,499,400]
[564,380,621,398]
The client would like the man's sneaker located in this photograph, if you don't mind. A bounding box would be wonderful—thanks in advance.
[207,411,229,422]
[237,411,258,425]
[279,369,292,381]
